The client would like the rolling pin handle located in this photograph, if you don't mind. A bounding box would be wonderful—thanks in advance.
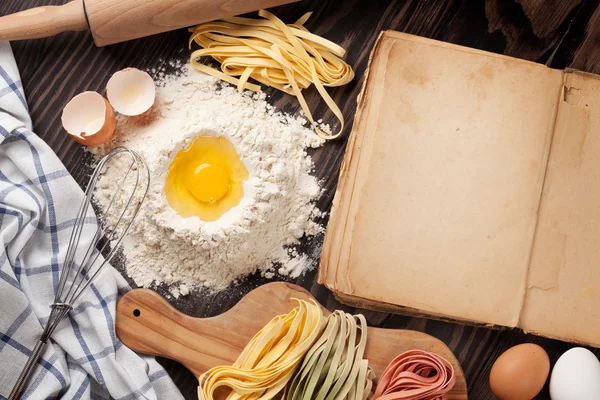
[0,0,88,42]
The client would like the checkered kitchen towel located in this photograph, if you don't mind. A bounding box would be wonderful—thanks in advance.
[0,43,184,399]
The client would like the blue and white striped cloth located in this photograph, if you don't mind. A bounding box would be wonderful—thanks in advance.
[0,42,184,399]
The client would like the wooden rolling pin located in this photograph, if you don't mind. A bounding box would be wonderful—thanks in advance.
[0,0,299,47]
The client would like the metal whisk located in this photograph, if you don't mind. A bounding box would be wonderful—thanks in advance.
[9,147,150,400]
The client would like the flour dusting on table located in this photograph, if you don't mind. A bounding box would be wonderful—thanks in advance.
[93,67,325,293]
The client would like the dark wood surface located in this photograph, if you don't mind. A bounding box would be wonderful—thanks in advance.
[2,0,600,399]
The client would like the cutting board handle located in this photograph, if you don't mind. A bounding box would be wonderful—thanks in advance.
[116,283,318,377]
[0,1,88,42]
[116,288,245,377]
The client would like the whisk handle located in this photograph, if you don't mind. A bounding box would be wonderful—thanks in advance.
[8,339,47,400]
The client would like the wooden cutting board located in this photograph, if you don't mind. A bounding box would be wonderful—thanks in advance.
[115,282,468,399]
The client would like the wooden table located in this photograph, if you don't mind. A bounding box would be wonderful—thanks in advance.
[2,0,600,399]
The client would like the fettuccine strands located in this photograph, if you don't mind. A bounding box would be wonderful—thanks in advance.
[189,10,354,140]
[198,299,326,400]
[285,311,374,400]
[373,350,456,400]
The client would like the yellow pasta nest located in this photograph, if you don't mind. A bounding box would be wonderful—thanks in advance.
[189,10,355,140]
[198,299,326,400]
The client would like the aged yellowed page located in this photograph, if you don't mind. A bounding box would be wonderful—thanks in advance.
[320,32,563,327]
[319,32,393,289]
[520,71,600,345]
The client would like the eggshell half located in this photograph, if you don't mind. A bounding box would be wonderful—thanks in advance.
[489,343,550,400]
[62,91,116,147]
[550,347,600,400]
[106,68,156,116]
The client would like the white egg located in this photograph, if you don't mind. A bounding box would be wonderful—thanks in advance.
[106,68,156,116]
[550,347,600,400]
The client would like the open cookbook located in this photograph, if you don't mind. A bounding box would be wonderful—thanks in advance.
[320,31,600,346]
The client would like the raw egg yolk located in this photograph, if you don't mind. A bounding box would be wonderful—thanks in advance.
[164,136,249,222]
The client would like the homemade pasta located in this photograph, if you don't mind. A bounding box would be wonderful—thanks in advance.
[285,311,374,400]
[198,299,325,400]
[373,350,456,400]
[189,10,354,139]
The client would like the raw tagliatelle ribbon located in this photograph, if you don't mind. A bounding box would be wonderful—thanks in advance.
[373,350,456,400]
[189,9,355,140]
[285,311,374,400]
[198,299,325,400]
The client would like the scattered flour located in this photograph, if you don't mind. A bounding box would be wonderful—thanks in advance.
[93,67,325,294]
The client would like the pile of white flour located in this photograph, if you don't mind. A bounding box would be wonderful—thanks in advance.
[94,67,325,293]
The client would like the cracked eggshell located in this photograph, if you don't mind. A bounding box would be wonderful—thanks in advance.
[62,91,116,147]
[107,68,156,116]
